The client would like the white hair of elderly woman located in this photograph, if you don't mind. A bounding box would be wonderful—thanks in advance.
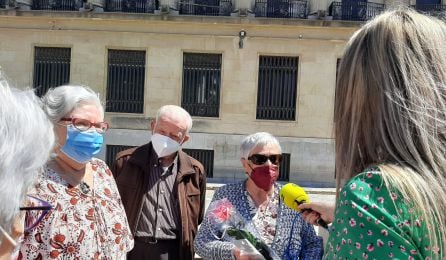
[41,85,104,124]
[240,132,282,159]
[0,73,55,239]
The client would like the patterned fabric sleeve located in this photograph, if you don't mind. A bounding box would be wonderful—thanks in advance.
[298,217,324,260]
[324,167,430,259]
[194,187,236,260]
[96,159,134,254]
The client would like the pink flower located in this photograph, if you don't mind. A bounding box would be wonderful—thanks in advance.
[209,199,233,224]
[391,192,398,200]
[355,242,361,250]
[377,197,384,203]
[350,183,356,190]
[349,218,356,227]
[377,239,384,247]
[367,244,374,252]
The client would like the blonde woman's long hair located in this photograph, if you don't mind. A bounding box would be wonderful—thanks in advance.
[335,9,446,257]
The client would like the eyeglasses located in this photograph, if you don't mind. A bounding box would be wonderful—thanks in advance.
[20,195,53,232]
[248,154,282,165]
[60,117,109,133]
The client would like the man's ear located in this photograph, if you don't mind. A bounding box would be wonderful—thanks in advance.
[150,120,156,132]
[181,134,190,144]
[241,158,251,175]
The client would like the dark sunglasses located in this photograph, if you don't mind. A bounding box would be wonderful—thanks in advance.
[248,154,282,165]
[20,195,53,232]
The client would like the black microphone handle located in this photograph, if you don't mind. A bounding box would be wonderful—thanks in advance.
[316,218,329,230]
[298,202,329,230]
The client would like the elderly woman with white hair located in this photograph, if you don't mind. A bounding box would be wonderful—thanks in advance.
[194,132,322,259]
[18,85,133,259]
[0,72,55,258]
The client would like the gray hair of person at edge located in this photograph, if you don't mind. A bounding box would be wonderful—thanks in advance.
[0,71,55,237]
[41,85,104,124]
[155,105,193,133]
[240,132,282,159]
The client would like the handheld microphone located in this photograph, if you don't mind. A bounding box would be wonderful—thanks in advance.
[280,183,329,229]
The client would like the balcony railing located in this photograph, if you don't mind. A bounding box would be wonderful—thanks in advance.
[411,4,446,17]
[332,1,385,21]
[179,0,232,16]
[255,0,307,19]
[32,0,78,10]
[105,0,157,13]
[0,0,6,8]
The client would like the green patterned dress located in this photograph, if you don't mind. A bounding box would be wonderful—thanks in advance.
[324,167,441,260]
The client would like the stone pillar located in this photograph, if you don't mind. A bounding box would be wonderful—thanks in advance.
[159,0,173,10]
[235,0,252,10]
[15,0,32,10]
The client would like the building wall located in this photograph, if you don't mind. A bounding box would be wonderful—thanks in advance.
[0,12,358,187]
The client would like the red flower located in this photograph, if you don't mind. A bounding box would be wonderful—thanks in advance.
[209,199,233,224]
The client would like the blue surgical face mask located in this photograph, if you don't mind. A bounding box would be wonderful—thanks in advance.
[60,125,104,164]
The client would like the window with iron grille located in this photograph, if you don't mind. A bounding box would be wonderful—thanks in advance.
[32,0,78,10]
[278,153,290,181]
[254,0,308,18]
[182,53,221,117]
[104,0,158,13]
[183,149,214,178]
[106,144,136,168]
[256,56,298,120]
[33,47,71,97]
[106,50,145,113]
[179,0,232,16]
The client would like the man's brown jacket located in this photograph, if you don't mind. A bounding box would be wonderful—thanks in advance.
[111,143,206,260]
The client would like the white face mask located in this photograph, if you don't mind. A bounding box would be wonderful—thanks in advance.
[151,133,181,158]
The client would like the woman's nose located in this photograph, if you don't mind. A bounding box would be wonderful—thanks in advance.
[264,159,273,166]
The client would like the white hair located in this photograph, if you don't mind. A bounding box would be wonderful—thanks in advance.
[155,105,193,133]
[0,73,55,236]
[41,85,104,123]
[240,132,282,159]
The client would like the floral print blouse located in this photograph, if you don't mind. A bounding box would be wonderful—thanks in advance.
[18,158,134,259]
[248,187,279,246]
[325,167,441,259]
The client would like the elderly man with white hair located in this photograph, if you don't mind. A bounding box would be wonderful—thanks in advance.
[113,105,207,260]
[0,71,55,258]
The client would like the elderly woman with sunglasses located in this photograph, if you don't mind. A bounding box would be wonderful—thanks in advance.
[195,132,322,259]
[18,85,133,259]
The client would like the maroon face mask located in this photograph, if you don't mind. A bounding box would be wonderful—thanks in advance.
[249,165,279,191]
